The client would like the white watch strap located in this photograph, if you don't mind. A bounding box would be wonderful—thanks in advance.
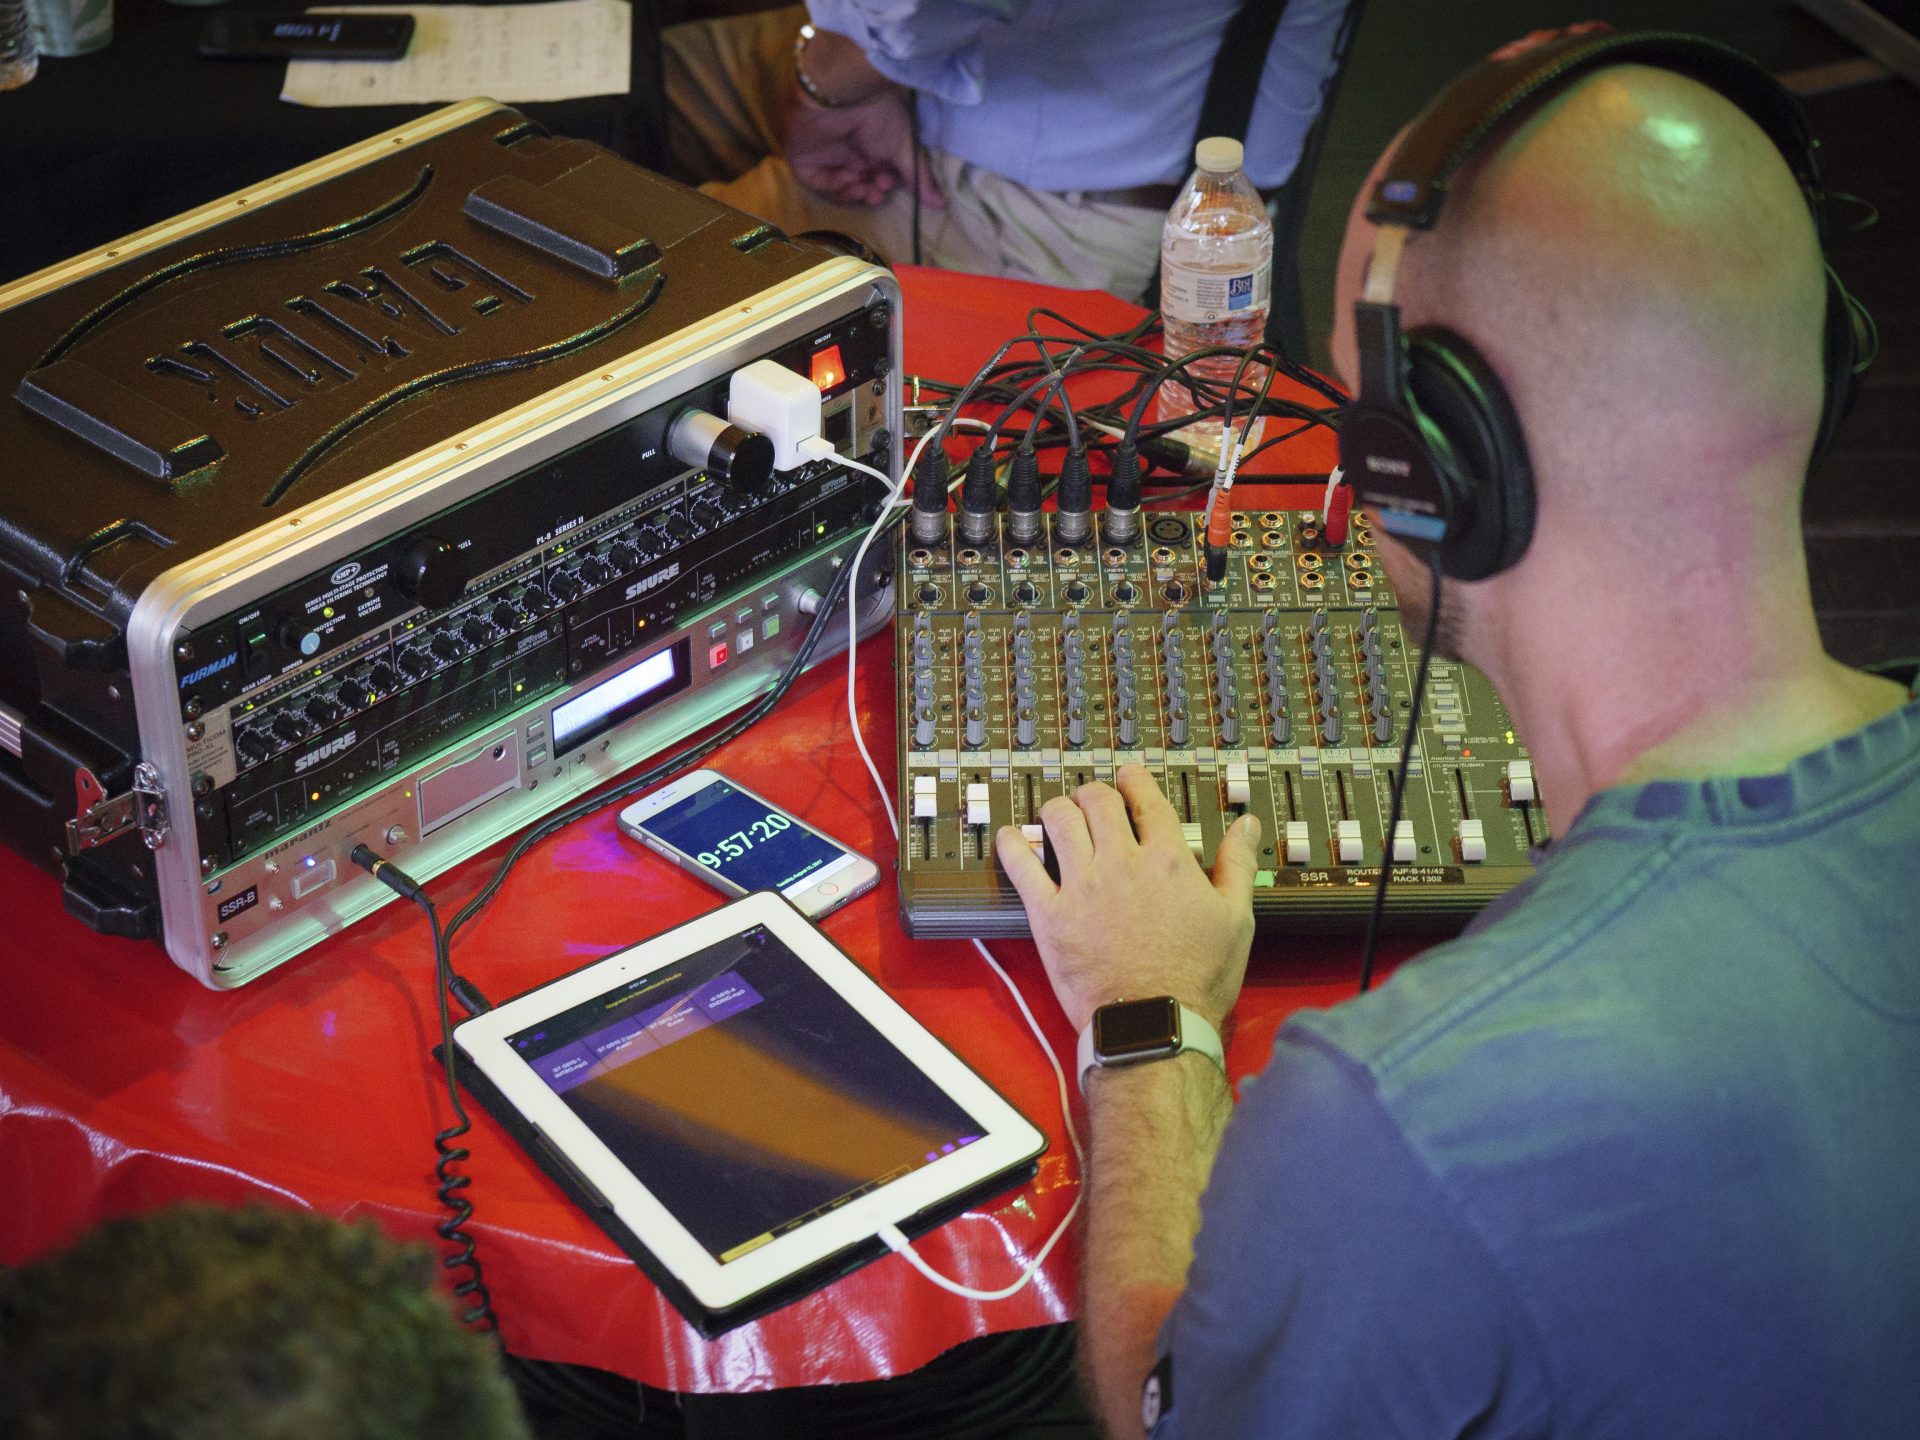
[1076,1003,1226,1096]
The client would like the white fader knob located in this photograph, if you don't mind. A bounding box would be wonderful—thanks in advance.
[1336,819,1363,864]
[1507,759,1536,804]
[1458,818,1488,863]
[1393,820,1417,864]
[965,782,991,828]
[1285,820,1312,865]
[912,775,938,820]
[1224,761,1251,808]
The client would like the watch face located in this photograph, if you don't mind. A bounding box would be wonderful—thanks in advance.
[1095,997,1182,1060]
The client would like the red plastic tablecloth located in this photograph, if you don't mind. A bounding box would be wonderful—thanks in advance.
[0,267,1412,1390]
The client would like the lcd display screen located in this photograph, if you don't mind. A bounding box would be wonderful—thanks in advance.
[640,777,854,896]
[552,639,691,754]
[509,924,983,1262]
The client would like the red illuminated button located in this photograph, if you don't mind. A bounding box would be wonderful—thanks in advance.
[708,641,729,669]
[809,344,846,392]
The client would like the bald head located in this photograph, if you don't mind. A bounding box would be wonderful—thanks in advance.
[1333,64,1829,559]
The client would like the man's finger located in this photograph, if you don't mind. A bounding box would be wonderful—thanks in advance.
[1075,782,1137,854]
[1115,764,1184,850]
[1038,794,1093,877]
[995,825,1057,907]
[1211,812,1262,905]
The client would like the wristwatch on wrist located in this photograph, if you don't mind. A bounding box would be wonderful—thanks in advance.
[793,24,851,108]
[1076,997,1226,1095]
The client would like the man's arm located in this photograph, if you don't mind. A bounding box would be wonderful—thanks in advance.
[1082,1053,1231,1439]
[786,26,945,209]
[995,766,1259,1438]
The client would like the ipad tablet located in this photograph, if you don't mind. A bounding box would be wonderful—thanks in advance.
[452,892,1046,1335]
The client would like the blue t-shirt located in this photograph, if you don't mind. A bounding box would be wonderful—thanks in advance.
[1156,682,1920,1438]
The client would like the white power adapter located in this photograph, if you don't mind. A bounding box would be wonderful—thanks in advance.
[728,359,823,473]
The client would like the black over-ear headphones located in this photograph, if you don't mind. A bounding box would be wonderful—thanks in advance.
[1337,28,1877,582]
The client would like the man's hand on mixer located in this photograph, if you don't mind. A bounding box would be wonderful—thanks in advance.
[995,765,1260,1035]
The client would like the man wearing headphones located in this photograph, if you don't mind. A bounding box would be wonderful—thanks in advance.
[995,33,1918,1439]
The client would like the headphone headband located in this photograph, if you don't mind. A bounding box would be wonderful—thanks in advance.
[1368,30,1824,233]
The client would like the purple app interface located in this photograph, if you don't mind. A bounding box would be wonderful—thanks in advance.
[641,780,851,895]
[511,926,981,1263]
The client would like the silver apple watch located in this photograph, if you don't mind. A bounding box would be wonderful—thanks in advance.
[1076,997,1226,1095]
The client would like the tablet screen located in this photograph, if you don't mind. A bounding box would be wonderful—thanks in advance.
[508,924,985,1263]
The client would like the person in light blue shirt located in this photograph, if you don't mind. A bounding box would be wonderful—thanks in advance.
[661,1,1352,298]
[993,45,1920,1440]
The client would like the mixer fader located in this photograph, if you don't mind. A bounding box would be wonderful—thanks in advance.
[894,502,1547,938]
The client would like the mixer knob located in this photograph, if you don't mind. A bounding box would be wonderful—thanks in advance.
[965,709,986,748]
[304,693,342,728]
[271,713,309,747]
[1117,709,1138,748]
[491,601,521,632]
[396,535,469,610]
[692,497,728,530]
[1112,582,1138,604]
[517,584,551,614]
[664,513,694,544]
[1015,709,1037,748]
[430,634,464,665]
[1219,713,1239,747]
[368,661,399,694]
[579,556,613,588]
[1168,708,1188,748]
[607,542,640,572]
[397,647,432,681]
[914,708,937,749]
[1013,581,1039,606]
[547,571,583,604]
[1066,709,1088,748]
[461,617,496,648]
[235,729,271,767]
[1374,711,1394,744]
[1271,714,1291,746]
[1322,712,1343,746]
[1064,581,1089,604]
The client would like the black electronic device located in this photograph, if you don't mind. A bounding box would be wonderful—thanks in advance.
[1338,28,1877,581]
[198,12,416,61]
[0,102,900,987]
[893,499,1546,939]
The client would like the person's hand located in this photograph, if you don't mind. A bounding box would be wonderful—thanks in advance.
[785,85,946,210]
[994,765,1260,1035]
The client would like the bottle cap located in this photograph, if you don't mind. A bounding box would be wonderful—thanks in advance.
[1195,137,1244,174]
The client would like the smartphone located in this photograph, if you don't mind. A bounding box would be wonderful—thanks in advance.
[618,770,880,919]
[198,13,417,62]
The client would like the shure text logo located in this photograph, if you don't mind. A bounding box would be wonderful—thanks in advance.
[293,730,358,774]
[625,562,682,601]
[1365,455,1413,478]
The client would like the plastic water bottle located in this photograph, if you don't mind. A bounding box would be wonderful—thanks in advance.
[1157,136,1273,432]
[0,0,37,90]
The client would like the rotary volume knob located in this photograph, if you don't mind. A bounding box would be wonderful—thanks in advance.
[396,535,469,610]
[668,409,775,493]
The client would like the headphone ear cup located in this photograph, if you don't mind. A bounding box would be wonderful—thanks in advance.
[1403,327,1535,580]
[1812,264,1868,467]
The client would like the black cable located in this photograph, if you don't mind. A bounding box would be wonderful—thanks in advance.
[1358,552,1444,995]
[351,842,501,1336]
[909,103,924,267]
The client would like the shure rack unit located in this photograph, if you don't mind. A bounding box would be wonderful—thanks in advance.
[0,102,899,987]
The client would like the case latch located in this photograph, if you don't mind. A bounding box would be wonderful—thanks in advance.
[66,761,169,853]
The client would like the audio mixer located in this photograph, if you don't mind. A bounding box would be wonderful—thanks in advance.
[893,498,1547,938]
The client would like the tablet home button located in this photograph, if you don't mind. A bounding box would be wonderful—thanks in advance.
[818,882,839,896]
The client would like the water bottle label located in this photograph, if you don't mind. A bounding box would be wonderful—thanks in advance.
[1160,261,1271,325]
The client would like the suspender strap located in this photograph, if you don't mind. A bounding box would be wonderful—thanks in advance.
[1193,0,1297,147]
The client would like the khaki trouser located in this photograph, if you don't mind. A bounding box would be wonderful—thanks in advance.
[662,5,1165,300]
